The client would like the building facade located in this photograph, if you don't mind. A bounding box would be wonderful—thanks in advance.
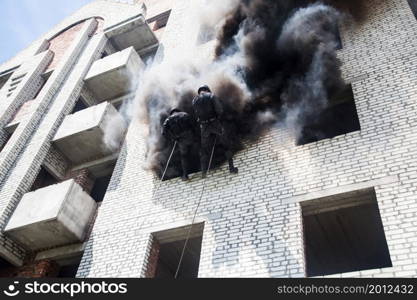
[0,0,417,278]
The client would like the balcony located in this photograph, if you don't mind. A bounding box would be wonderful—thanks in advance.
[104,12,159,56]
[4,180,97,251]
[84,47,144,102]
[52,102,127,164]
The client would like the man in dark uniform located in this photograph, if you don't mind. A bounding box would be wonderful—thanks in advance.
[192,85,238,178]
[162,108,196,181]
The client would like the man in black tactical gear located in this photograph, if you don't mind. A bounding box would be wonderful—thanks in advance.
[162,108,196,181]
[192,85,238,178]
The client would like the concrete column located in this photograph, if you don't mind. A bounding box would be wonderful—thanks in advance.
[0,46,53,147]
[0,20,96,184]
[0,18,107,266]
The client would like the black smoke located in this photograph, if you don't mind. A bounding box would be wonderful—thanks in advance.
[139,0,362,179]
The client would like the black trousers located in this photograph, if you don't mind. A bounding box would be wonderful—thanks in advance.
[177,131,195,177]
[199,120,233,172]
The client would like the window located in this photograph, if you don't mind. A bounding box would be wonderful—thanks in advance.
[297,84,360,145]
[0,256,13,276]
[90,174,113,202]
[0,133,12,153]
[75,159,117,202]
[0,69,14,90]
[100,50,109,59]
[302,188,392,277]
[408,0,417,19]
[58,255,82,278]
[71,97,88,114]
[30,166,59,191]
[145,223,204,278]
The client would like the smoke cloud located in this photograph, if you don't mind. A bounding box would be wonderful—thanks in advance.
[126,0,363,179]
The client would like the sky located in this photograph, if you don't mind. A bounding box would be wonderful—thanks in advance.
[0,0,95,65]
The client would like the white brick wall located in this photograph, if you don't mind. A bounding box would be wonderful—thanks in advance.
[77,0,417,278]
[0,0,416,278]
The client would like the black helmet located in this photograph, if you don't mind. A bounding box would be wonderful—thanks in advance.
[170,108,181,115]
[198,85,211,94]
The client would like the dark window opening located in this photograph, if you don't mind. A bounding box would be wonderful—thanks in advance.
[0,256,12,269]
[146,223,204,278]
[86,160,117,202]
[100,50,109,59]
[90,174,112,202]
[0,73,12,90]
[0,133,12,153]
[302,188,392,277]
[408,0,417,19]
[58,256,82,278]
[71,97,88,114]
[6,73,26,98]
[297,84,360,145]
[31,166,59,191]
[0,256,14,277]
[148,10,171,31]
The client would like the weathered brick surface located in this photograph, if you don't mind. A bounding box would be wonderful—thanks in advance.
[76,0,417,278]
[43,146,70,180]
[0,19,104,265]
[1,0,417,278]
[0,259,59,278]
[67,169,94,194]
[144,237,160,278]
[46,21,87,72]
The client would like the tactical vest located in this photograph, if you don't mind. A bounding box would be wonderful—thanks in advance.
[192,93,217,122]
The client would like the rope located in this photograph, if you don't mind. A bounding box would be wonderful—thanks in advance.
[152,141,177,200]
[174,137,217,279]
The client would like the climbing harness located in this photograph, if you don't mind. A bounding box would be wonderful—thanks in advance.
[174,137,217,279]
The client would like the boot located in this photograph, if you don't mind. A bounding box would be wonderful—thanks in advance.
[229,159,238,174]
[181,174,189,181]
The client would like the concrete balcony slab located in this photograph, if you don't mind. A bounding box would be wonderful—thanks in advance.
[84,47,144,101]
[104,13,158,56]
[4,180,97,251]
[52,102,127,164]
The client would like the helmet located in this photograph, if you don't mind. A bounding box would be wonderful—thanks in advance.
[170,108,181,115]
[198,85,211,94]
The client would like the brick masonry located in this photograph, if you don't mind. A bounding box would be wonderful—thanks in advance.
[0,0,417,278]
[0,18,104,266]
[144,237,160,278]
[76,0,417,278]
[0,259,59,278]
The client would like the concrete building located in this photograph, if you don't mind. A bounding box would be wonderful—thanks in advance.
[0,0,417,278]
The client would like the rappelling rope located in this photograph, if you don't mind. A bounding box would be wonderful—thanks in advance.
[174,136,217,279]
[152,141,177,200]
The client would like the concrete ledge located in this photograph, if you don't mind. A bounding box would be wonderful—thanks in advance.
[104,12,158,56]
[53,102,126,164]
[84,47,144,101]
[282,175,399,204]
[35,243,86,266]
[4,180,97,251]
